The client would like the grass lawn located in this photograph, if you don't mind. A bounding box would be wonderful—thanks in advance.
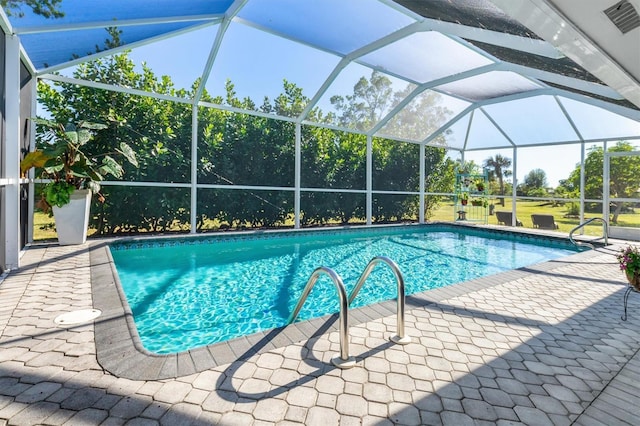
[32,198,640,241]
[33,211,58,241]
[429,198,640,236]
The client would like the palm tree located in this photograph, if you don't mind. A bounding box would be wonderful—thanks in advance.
[483,154,512,206]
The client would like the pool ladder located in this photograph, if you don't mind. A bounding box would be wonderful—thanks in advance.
[287,256,410,369]
[569,218,609,249]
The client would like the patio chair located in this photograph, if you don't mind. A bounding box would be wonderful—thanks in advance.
[531,214,559,230]
[495,211,523,227]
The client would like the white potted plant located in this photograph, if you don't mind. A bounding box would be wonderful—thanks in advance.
[20,118,138,245]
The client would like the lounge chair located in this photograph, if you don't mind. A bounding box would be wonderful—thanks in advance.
[531,214,559,230]
[495,211,523,227]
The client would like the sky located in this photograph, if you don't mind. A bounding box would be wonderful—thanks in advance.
[56,14,640,188]
[461,145,583,188]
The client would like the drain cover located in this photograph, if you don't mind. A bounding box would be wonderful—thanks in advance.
[54,309,102,325]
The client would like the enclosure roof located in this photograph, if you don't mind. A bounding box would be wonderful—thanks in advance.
[2,0,639,151]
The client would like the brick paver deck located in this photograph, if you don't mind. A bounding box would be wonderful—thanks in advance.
[1,236,639,425]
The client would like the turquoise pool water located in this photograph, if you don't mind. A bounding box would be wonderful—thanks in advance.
[110,225,581,354]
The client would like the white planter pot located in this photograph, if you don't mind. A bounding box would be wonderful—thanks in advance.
[52,189,92,245]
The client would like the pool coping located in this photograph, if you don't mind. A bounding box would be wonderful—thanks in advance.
[89,223,606,380]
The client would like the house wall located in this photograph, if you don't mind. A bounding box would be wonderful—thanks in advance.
[0,30,7,271]
[0,31,33,271]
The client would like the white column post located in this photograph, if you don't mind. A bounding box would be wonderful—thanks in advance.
[601,141,608,227]
[190,103,198,234]
[27,78,37,243]
[511,147,517,226]
[294,123,301,229]
[603,149,610,227]
[2,34,21,270]
[579,142,586,229]
[419,144,425,223]
[366,135,372,226]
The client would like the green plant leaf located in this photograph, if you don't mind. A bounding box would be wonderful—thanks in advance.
[117,142,138,167]
[44,181,75,207]
[43,143,67,158]
[76,128,92,145]
[86,180,101,194]
[100,155,124,178]
[78,121,108,131]
[31,117,57,128]
[64,123,79,144]
[44,162,65,174]
[68,166,91,179]
[85,168,103,182]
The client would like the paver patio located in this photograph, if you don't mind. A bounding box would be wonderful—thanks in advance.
[1,236,639,425]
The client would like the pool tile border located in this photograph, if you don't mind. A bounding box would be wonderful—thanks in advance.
[107,222,583,252]
[89,225,605,380]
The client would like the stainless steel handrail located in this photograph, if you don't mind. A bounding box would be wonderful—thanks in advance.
[569,218,609,249]
[348,256,411,345]
[287,266,355,368]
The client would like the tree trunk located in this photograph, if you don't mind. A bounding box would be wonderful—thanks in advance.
[612,202,624,224]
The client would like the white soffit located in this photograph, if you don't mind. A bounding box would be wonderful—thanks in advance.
[489,0,640,109]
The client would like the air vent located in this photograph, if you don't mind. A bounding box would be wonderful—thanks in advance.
[604,0,640,34]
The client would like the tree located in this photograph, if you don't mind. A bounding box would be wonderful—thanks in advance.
[37,39,457,233]
[524,168,547,190]
[37,50,193,234]
[565,141,640,223]
[518,168,548,197]
[456,159,481,175]
[1,0,63,18]
[198,81,295,228]
[330,71,455,221]
[483,154,512,206]
[330,71,394,131]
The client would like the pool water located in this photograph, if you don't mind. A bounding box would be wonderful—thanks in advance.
[110,225,580,354]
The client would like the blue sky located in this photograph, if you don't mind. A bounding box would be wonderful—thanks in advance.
[461,145,583,187]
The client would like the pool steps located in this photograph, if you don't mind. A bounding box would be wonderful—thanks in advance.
[569,217,608,249]
[287,266,355,369]
[288,256,410,369]
[349,256,411,347]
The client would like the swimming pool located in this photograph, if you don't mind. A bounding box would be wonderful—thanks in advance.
[110,225,582,354]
